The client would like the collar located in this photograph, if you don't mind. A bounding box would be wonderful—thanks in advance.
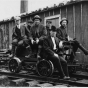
[60,26,66,29]
[16,25,20,29]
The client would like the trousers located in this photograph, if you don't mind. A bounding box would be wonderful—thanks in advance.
[47,55,69,77]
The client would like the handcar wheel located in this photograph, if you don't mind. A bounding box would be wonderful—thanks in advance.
[36,59,54,77]
[9,57,21,73]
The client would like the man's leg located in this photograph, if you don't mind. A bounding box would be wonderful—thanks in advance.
[37,40,43,58]
[73,40,88,55]
[48,56,65,78]
[12,39,18,56]
[60,55,69,77]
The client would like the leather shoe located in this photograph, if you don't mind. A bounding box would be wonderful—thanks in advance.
[25,55,31,58]
[63,76,70,80]
[37,55,41,59]
[84,50,88,55]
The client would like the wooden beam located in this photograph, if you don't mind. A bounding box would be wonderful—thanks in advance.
[73,5,75,38]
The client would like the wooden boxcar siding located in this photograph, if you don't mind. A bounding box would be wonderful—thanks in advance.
[75,3,83,63]
[0,29,3,49]
[54,8,60,15]
[61,7,66,18]
[0,22,9,49]
[81,2,88,64]
[50,10,54,16]
[45,11,49,17]
[9,21,15,45]
[67,5,74,38]
[39,12,45,24]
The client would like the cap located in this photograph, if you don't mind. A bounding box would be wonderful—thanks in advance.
[33,15,42,22]
[60,17,68,25]
[46,20,52,23]
[27,19,33,23]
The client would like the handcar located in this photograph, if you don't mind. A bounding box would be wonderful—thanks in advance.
[8,39,79,77]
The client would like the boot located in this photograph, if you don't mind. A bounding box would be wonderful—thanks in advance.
[78,44,88,55]
[25,45,32,58]
[37,45,42,59]
[63,76,70,80]
[12,45,16,56]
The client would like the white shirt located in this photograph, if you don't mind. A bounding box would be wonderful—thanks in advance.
[17,24,20,29]
[51,37,56,50]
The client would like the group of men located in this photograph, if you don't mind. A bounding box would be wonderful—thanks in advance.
[12,15,88,79]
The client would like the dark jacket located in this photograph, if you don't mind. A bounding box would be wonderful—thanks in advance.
[56,26,68,41]
[43,36,60,57]
[46,26,51,36]
[12,26,22,40]
[25,25,31,38]
[12,25,28,41]
[30,24,47,40]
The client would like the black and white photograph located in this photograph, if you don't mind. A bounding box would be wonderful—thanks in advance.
[0,0,88,87]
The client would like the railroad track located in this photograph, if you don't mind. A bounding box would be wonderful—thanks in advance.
[0,68,88,87]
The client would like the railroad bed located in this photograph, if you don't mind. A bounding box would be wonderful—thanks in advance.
[0,68,88,87]
[0,68,70,87]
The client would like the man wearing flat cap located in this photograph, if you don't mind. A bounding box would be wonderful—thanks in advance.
[43,26,70,79]
[25,19,33,38]
[46,20,53,36]
[29,15,47,58]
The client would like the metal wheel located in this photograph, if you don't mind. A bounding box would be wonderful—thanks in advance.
[9,57,21,73]
[36,59,54,77]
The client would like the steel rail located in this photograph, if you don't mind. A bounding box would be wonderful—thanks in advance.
[0,71,88,87]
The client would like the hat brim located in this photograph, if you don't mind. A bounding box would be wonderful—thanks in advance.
[33,18,42,22]
[50,30,57,32]
[46,20,52,23]
[60,20,68,25]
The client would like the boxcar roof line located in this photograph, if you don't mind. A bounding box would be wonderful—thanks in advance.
[0,0,87,24]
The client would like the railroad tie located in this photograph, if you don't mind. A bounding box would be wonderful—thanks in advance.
[12,78,28,86]
[0,75,16,87]
[26,80,39,87]
[53,84,68,87]
[36,83,53,87]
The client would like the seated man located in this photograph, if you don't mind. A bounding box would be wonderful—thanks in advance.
[57,17,88,55]
[12,16,29,56]
[25,19,33,39]
[46,20,52,36]
[29,15,47,58]
[43,26,70,79]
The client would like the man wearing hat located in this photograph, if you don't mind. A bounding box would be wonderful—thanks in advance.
[46,20,52,36]
[43,26,70,79]
[29,15,47,58]
[56,17,68,41]
[25,19,33,38]
[57,17,88,55]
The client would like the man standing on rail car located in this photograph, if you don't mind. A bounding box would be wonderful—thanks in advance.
[12,16,29,56]
[29,15,47,58]
[43,26,70,79]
